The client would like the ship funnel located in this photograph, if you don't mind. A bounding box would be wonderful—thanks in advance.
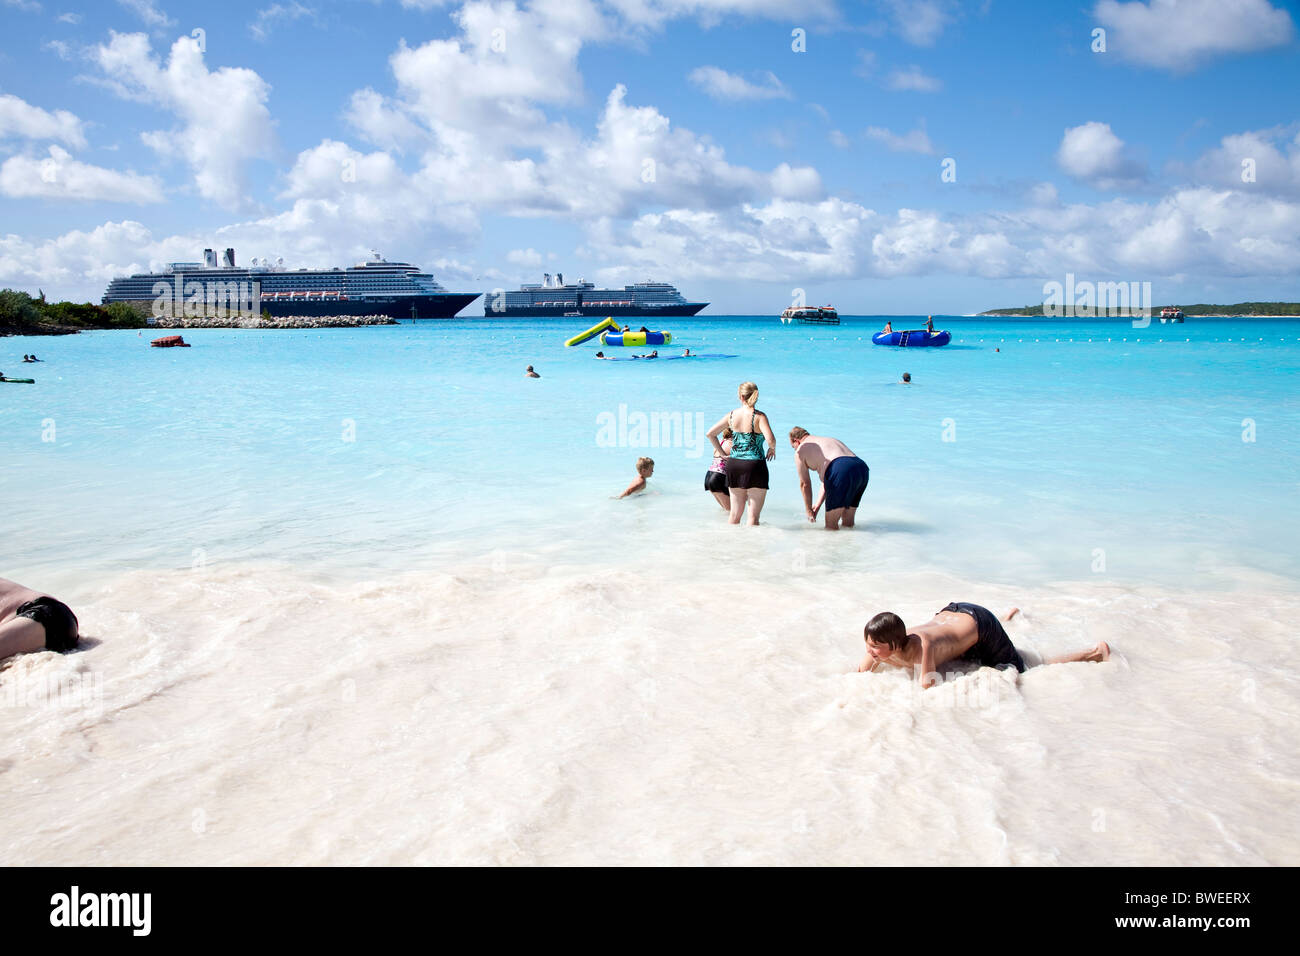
[204,248,216,268]
[223,248,235,268]
[557,272,563,286]
[544,273,551,287]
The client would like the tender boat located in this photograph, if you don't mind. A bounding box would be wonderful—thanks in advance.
[780,305,839,325]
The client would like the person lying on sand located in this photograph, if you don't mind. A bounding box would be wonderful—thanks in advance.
[0,577,80,661]
[617,457,654,498]
[857,604,1108,688]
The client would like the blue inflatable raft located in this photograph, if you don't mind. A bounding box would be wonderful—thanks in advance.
[871,329,951,347]
[601,330,672,347]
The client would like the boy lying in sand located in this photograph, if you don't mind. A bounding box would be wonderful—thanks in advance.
[858,603,1109,688]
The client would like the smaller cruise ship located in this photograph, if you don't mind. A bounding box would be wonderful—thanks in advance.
[780,305,840,325]
[1159,307,1185,323]
[489,273,707,317]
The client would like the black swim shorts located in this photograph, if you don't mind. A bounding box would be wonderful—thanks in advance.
[704,469,728,494]
[943,602,1024,672]
[15,597,80,653]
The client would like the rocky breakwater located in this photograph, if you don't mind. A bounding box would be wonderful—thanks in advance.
[150,315,399,329]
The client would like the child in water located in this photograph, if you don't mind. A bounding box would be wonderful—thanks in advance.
[705,429,733,510]
[618,457,654,498]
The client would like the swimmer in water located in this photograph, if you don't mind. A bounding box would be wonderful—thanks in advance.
[899,372,911,384]
[682,348,693,357]
[857,605,1110,688]
[617,457,654,498]
[525,365,540,378]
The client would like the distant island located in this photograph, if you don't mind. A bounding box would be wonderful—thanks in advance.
[980,302,1300,317]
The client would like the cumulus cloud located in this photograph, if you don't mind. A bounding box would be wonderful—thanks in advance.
[0,145,163,202]
[688,66,790,100]
[885,66,942,92]
[580,185,1300,284]
[91,32,275,209]
[1183,126,1300,196]
[865,125,935,154]
[117,0,174,28]
[0,93,86,148]
[1094,0,1294,70]
[506,247,543,267]
[883,0,951,45]
[250,2,317,42]
[1057,121,1146,189]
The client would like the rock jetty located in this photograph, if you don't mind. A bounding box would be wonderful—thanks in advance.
[150,315,399,329]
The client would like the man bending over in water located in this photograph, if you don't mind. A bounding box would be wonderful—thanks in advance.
[858,604,1108,688]
[790,427,869,529]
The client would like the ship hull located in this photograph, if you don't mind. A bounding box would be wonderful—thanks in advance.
[264,293,480,319]
[487,303,709,318]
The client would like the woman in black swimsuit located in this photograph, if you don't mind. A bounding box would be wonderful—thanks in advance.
[706,381,776,525]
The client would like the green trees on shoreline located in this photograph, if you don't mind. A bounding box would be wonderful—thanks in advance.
[0,289,146,334]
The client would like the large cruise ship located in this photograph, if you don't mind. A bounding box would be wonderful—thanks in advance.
[488,273,707,317]
[102,249,480,319]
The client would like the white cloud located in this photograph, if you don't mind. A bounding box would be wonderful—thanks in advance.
[1029,182,1060,206]
[688,66,790,101]
[885,66,942,92]
[506,247,543,267]
[1094,0,1294,70]
[44,39,73,60]
[1057,121,1145,189]
[0,145,163,202]
[1184,127,1300,196]
[865,125,935,154]
[117,0,174,28]
[250,3,317,42]
[57,11,81,23]
[3,0,42,12]
[581,185,1300,285]
[884,0,951,46]
[604,0,836,28]
[0,93,86,148]
[829,129,850,149]
[92,32,275,209]
[853,50,878,80]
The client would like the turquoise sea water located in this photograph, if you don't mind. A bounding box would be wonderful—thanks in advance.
[4,316,1298,590]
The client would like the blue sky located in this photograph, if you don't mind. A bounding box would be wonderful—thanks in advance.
[1,0,1298,313]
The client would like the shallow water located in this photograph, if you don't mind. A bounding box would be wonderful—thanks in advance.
[2,316,1297,864]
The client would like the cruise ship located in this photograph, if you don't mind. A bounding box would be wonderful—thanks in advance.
[102,249,480,319]
[487,273,707,317]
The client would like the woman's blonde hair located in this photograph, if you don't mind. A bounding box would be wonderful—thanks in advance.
[738,382,759,407]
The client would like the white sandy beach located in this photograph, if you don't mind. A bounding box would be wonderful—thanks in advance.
[3,548,1296,866]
